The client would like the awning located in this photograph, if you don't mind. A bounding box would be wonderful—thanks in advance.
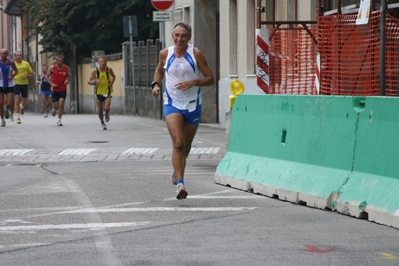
[4,0,25,16]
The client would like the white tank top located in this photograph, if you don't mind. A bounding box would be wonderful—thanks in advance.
[163,44,201,111]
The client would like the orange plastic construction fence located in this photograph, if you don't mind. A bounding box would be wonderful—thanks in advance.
[265,11,399,96]
[318,10,399,96]
[268,27,318,95]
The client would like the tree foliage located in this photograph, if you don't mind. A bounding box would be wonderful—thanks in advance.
[23,0,159,61]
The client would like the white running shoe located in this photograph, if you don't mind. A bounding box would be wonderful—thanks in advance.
[51,108,56,117]
[1,119,5,127]
[44,113,48,118]
[101,122,107,130]
[176,183,188,200]
[10,113,14,121]
[57,119,63,126]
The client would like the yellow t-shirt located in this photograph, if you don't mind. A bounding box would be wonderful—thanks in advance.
[14,60,33,85]
[96,68,111,97]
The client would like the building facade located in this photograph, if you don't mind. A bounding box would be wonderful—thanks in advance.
[2,0,321,127]
[1,0,23,54]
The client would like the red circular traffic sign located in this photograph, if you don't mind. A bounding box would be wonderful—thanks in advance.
[151,0,173,11]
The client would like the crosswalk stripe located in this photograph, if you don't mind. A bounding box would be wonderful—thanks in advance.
[190,147,220,154]
[0,149,33,156]
[122,148,158,155]
[58,149,96,156]
[0,147,222,156]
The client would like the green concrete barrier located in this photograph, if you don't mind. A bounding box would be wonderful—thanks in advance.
[336,97,399,227]
[215,95,399,228]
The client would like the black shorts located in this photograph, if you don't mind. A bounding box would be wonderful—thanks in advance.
[14,84,28,98]
[0,86,14,94]
[96,94,111,102]
[52,91,67,102]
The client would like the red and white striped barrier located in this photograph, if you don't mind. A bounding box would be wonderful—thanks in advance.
[256,29,270,93]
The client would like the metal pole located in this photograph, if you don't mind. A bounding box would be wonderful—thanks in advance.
[128,16,136,115]
[159,21,165,120]
[380,0,386,96]
[1,0,4,48]
[70,43,76,113]
[160,21,165,49]
[92,55,96,112]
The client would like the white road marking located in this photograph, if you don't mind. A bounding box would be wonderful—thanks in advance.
[0,149,33,156]
[0,206,83,213]
[0,147,222,158]
[187,195,263,199]
[0,222,150,232]
[61,178,123,266]
[0,243,48,249]
[121,148,158,155]
[190,147,220,154]
[58,149,96,156]
[58,207,256,214]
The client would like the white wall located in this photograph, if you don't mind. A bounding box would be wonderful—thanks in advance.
[218,0,260,129]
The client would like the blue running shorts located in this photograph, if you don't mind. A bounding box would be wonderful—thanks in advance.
[164,104,201,125]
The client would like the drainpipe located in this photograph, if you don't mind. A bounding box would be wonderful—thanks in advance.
[257,0,261,28]
[380,0,386,96]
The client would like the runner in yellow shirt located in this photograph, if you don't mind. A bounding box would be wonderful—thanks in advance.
[14,51,33,124]
[87,57,115,130]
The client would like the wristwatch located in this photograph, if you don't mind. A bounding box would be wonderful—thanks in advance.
[150,81,159,89]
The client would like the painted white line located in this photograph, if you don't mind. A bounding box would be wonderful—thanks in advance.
[187,189,236,196]
[0,149,33,156]
[0,206,84,213]
[122,148,158,155]
[190,147,220,154]
[0,222,150,231]
[61,178,122,266]
[0,243,48,249]
[58,207,256,214]
[187,196,263,199]
[58,149,96,156]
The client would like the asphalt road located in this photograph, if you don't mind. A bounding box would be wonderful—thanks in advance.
[0,112,398,266]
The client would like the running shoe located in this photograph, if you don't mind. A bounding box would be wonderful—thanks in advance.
[104,112,110,122]
[44,113,48,118]
[176,183,188,200]
[57,119,63,126]
[101,122,107,130]
[16,118,21,124]
[10,113,14,121]
[51,108,56,117]
[20,104,24,115]
[1,119,5,127]
[171,172,178,185]
[4,108,9,119]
